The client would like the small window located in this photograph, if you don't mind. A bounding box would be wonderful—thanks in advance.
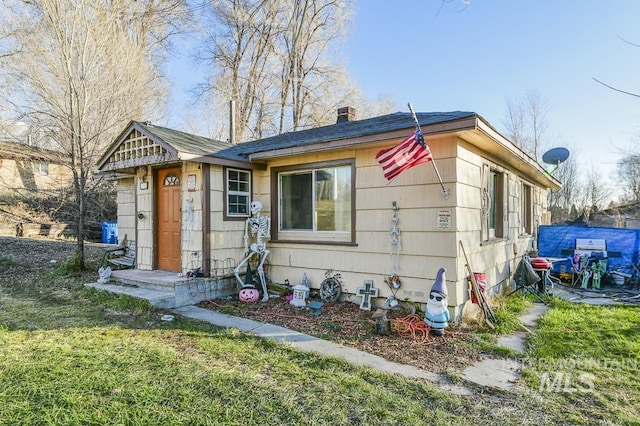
[521,183,533,234]
[33,161,48,175]
[163,173,179,186]
[482,165,505,241]
[225,168,251,217]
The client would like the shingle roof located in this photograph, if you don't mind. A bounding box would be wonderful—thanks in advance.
[0,140,65,163]
[135,121,232,156]
[131,111,475,164]
[213,111,476,162]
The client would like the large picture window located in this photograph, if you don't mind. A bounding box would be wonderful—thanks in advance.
[272,160,355,244]
[225,168,251,217]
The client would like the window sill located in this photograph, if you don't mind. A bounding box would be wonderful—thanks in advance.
[480,238,508,246]
[270,239,358,247]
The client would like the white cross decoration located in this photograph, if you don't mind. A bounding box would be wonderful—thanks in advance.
[356,280,378,311]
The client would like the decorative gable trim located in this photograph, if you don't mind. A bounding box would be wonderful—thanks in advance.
[98,122,178,172]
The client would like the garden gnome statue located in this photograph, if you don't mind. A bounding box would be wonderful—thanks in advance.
[424,267,450,337]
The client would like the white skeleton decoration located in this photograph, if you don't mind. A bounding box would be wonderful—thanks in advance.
[234,200,271,302]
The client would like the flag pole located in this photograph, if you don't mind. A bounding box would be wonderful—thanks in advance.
[407,102,449,199]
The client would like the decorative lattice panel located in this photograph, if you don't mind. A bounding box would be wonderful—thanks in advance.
[112,130,167,163]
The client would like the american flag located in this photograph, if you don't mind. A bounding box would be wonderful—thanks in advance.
[375,130,433,181]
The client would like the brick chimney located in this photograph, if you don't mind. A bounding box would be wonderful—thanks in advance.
[336,106,356,123]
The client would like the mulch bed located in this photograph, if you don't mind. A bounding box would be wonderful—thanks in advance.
[198,296,483,375]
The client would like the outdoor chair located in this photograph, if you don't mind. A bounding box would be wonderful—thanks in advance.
[571,253,590,287]
[100,237,136,270]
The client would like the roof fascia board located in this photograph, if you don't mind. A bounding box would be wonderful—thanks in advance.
[97,121,135,170]
[181,154,266,170]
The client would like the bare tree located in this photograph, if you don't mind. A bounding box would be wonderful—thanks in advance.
[197,0,370,141]
[196,0,283,142]
[503,90,552,161]
[547,148,580,223]
[276,0,351,133]
[582,163,608,212]
[617,152,640,201]
[0,0,188,268]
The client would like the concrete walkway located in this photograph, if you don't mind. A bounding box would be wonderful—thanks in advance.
[172,305,474,396]
[459,285,624,391]
[462,303,549,390]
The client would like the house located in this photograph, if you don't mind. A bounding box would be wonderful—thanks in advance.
[0,140,71,195]
[96,108,560,321]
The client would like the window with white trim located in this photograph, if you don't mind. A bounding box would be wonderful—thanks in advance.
[272,160,354,243]
[33,161,48,175]
[226,168,251,217]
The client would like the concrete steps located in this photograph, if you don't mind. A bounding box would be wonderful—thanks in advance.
[85,269,238,309]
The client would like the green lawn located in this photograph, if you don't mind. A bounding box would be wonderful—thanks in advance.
[0,238,639,425]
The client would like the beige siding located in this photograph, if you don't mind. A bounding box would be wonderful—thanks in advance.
[257,140,469,310]
[113,129,552,323]
[181,163,203,271]
[0,158,72,193]
[116,178,136,245]
[136,167,154,271]
[207,165,249,273]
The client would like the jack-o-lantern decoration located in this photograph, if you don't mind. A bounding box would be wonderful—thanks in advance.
[238,285,260,303]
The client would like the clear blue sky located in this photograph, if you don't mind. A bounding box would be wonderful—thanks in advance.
[343,0,640,200]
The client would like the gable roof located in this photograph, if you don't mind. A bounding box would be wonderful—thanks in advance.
[135,121,232,157]
[0,140,65,164]
[98,111,476,171]
[97,111,559,189]
[97,121,233,171]
[213,111,476,162]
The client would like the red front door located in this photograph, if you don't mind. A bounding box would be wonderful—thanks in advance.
[156,167,181,272]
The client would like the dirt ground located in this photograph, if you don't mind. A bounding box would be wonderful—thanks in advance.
[199,293,486,376]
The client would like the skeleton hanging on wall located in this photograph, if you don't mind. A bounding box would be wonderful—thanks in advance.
[389,201,401,270]
[234,200,271,302]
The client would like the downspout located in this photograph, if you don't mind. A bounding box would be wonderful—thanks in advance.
[202,163,211,277]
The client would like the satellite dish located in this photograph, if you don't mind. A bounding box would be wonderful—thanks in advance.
[542,147,570,175]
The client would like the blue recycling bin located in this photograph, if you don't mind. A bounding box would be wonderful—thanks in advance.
[101,222,118,244]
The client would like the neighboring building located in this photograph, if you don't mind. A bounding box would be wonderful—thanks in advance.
[0,140,71,195]
[0,140,74,238]
[588,201,640,229]
[96,109,560,321]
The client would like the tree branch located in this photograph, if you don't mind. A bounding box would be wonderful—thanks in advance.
[592,77,640,98]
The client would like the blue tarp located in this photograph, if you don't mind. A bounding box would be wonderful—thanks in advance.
[537,225,640,273]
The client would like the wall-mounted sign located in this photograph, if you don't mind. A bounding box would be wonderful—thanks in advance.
[187,174,196,192]
[437,209,452,230]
